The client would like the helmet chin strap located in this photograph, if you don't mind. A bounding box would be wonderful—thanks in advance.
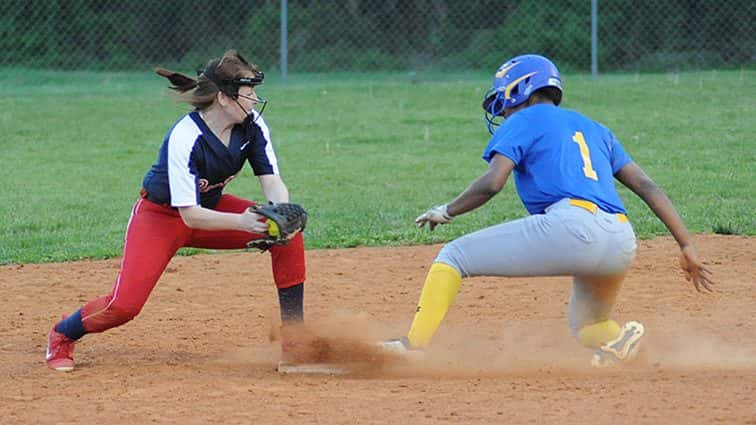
[234,98,254,122]
[232,93,266,124]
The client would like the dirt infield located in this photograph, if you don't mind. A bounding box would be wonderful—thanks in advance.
[1,235,754,424]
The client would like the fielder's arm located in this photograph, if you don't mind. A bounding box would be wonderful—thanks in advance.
[258,174,290,204]
[178,205,268,234]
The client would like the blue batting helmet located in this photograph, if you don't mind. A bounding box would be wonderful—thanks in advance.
[482,54,562,134]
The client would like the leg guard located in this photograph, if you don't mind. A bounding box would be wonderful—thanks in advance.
[407,262,462,348]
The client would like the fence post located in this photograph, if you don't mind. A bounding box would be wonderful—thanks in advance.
[280,0,288,84]
[591,0,598,77]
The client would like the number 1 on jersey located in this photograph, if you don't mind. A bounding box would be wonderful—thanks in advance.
[571,131,598,181]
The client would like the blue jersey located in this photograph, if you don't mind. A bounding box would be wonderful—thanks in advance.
[142,111,279,209]
[482,104,631,215]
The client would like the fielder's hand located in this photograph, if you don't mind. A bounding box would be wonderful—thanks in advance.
[240,209,269,234]
[679,245,715,293]
[415,204,453,231]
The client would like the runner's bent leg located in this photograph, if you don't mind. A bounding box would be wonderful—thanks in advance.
[405,203,630,348]
[568,273,626,348]
[568,207,637,347]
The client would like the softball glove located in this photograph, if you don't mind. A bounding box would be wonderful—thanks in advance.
[246,202,308,251]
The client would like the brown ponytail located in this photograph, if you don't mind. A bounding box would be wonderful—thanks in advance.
[155,50,261,111]
[154,68,198,92]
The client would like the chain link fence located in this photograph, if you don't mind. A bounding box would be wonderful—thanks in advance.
[2,0,754,75]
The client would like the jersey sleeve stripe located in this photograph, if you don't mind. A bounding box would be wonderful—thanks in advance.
[167,116,202,207]
[252,113,280,175]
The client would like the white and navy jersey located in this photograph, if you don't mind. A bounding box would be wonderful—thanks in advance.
[142,111,279,209]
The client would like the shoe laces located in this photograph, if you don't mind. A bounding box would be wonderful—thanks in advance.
[49,331,74,359]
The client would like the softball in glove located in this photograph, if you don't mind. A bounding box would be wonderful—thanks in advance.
[246,203,308,251]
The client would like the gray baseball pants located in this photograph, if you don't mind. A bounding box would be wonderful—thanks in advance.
[435,198,637,335]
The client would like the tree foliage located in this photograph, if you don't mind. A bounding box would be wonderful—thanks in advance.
[2,0,753,71]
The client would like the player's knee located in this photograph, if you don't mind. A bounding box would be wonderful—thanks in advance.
[270,231,305,255]
[435,243,467,277]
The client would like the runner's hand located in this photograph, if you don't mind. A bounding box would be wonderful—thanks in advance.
[415,204,453,231]
[679,245,715,292]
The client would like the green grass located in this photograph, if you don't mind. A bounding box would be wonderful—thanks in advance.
[1,68,754,264]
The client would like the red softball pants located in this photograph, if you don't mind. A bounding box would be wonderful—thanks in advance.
[79,194,306,333]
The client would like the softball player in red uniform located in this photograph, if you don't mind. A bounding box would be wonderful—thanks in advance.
[382,54,714,366]
[46,50,306,372]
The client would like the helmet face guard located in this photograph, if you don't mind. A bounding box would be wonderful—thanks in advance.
[482,54,562,134]
[200,59,264,99]
[483,88,507,135]
[200,56,266,122]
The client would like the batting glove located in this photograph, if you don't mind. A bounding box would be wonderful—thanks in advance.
[415,204,453,231]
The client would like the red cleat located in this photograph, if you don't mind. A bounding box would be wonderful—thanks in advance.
[46,325,75,372]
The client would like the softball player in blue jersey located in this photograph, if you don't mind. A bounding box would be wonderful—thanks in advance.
[382,54,714,366]
[46,50,307,372]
